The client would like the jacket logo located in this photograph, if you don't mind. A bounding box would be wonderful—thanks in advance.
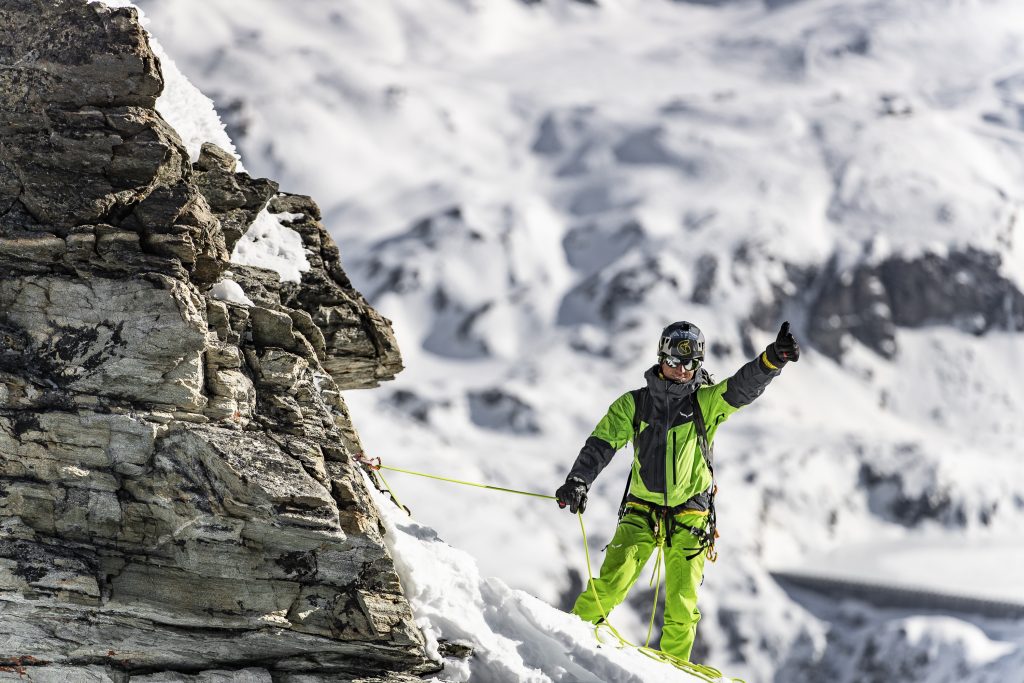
[678,340,692,355]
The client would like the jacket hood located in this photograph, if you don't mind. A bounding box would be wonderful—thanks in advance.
[643,364,700,418]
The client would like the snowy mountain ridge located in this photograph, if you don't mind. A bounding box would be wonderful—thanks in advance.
[135,0,1024,680]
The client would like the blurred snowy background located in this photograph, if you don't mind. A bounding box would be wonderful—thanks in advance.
[135,0,1024,680]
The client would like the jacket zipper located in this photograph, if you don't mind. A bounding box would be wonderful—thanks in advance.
[667,436,675,493]
[668,430,675,506]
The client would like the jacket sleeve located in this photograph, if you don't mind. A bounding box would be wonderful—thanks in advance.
[698,353,781,433]
[566,391,635,487]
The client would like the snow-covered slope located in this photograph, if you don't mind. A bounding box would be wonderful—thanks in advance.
[136,0,1024,680]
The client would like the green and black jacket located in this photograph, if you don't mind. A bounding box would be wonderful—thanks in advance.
[567,353,780,510]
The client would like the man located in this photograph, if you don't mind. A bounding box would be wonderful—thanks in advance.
[555,320,799,661]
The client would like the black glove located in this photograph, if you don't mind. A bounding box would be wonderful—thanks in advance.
[556,477,588,514]
[765,321,800,367]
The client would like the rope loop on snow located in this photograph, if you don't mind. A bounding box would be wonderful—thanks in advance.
[353,453,745,683]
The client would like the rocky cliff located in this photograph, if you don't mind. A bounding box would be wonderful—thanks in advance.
[0,1,431,680]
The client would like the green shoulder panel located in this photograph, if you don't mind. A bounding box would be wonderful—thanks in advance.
[590,390,635,450]
[697,379,740,438]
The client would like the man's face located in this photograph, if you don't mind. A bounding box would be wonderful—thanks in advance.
[660,360,695,383]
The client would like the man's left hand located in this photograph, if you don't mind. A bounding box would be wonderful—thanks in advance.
[766,321,801,366]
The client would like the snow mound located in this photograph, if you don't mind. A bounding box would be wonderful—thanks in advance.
[210,277,255,307]
[230,209,310,283]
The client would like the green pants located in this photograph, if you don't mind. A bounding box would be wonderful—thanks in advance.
[571,509,708,661]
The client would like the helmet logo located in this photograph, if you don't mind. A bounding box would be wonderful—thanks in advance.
[677,340,691,355]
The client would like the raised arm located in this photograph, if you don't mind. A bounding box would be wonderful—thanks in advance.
[699,322,800,429]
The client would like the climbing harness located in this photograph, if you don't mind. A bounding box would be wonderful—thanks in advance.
[621,498,715,562]
[353,452,745,683]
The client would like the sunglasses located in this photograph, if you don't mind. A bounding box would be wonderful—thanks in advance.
[662,355,701,371]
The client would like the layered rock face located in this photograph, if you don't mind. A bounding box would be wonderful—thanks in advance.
[0,2,427,681]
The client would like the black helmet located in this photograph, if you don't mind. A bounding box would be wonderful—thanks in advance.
[658,321,705,362]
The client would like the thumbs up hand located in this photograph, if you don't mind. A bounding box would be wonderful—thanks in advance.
[765,321,800,368]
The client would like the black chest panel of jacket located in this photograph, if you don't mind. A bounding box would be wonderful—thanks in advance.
[632,389,698,495]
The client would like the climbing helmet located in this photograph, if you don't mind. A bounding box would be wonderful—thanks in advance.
[658,321,705,368]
